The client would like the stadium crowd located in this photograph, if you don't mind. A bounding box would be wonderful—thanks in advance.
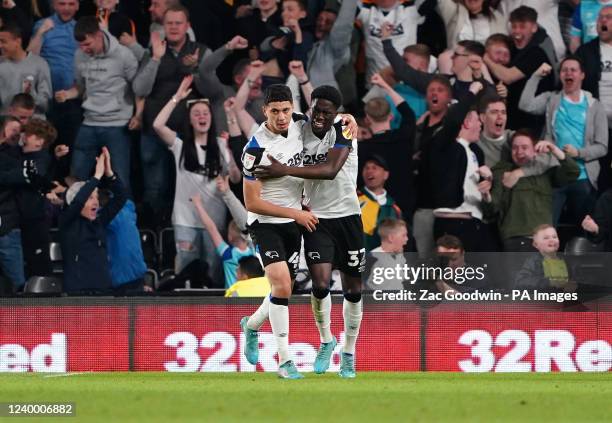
[0,0,610,296]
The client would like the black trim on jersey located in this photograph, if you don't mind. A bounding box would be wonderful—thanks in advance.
[241,147,266,179]
[332,121,351,147]
[292,113,309,122]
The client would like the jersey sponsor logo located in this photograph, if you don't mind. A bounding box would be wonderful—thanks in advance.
[602,60,612,73]
[265,250,280,259]
[286,151,304,167]
[303,152,328,165]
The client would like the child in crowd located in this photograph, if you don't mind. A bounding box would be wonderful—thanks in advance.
[514,224,577,293]
[191,192,255,289]
[60,147,126,293]
[0,116,21,146]
[18,118,58,277]
[366,218,409,290]
[225,256,270,297]
[358,155,402,251]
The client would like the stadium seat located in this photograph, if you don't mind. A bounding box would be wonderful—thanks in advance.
[160,227,176,270]
[564,237,606,255]
[24,276,62,294]
[144,268,158,290]
[49,242,63,274]
[140,229,159,269]
[556,224,581,252]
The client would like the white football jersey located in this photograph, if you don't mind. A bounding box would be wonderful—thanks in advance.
[358,1,425,82]
[302,118,361,219]
[242,114,307,224]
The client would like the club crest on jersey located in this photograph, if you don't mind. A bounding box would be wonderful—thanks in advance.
[308,252,321,260]
[265,250,280,259]
[243,153,257,171]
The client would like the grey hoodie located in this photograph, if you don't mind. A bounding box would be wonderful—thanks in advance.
[519,75,609,189]
[74,30,138,126]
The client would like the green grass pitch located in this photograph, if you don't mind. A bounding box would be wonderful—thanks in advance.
[0,372,611,422]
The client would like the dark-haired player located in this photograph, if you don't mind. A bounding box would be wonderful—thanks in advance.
[239,84,317,379]
[255,85,364,378]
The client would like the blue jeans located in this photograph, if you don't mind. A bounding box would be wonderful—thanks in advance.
[0,229,25,289]
[174,225,223,288]
[553,179,596,226]
[140,132,174,220]
[72,124,131,195]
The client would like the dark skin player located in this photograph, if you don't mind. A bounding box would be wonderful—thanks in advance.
[254,97,362,298]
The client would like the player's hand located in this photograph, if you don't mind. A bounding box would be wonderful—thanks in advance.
[293,209,318,232]
[54,144,70,158]
[253,155,288,178]
[340,114,358,139]
[582,214,599,234]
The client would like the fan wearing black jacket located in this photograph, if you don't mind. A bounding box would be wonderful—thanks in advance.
[430,81,498,252]
[358,72,416,222]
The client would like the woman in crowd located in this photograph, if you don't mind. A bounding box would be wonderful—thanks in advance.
[153,74,241,287]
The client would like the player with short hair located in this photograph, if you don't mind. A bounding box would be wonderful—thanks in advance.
[254,85,364,378]
[239,84,317,379]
